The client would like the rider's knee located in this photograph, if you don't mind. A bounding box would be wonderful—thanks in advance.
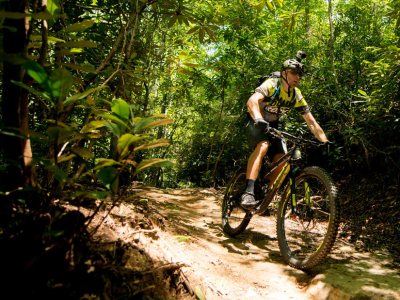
[255,141,269,156]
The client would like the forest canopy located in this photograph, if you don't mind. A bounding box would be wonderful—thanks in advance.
[1,0,399,191]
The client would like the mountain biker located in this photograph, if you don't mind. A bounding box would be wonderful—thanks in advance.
[241,51,329,209]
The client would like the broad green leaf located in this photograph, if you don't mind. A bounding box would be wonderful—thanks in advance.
[23,60,48,85]
[135,158,173,173]
[141,119,174,130]
[30,35,65,43]
[62,40,97,48]
[117,133,146,157]
[99,113,129,131]
[105,122,123,137]
[47,0,60,15]
[134,116,173,132]
[63,20,96,33]
[64,86,107,106]
[81,120,109,133]
[97,166,118,192]
[111,98,130,120]
[61,62,96,73]
[11,80,52,104]
[94,158,120,170]
[57,153,76,163]
[71,146,94,159]
[49,68,73,99]
[135,139,170,151]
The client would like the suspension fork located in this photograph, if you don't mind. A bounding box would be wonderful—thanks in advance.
[289,165,302,214]
[289,167,311,214]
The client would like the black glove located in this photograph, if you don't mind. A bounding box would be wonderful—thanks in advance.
[254,118,269,132]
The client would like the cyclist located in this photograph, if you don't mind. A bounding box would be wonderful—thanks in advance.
[241,51,329,209]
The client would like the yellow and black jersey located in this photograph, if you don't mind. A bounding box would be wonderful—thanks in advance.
[255,77,310,123]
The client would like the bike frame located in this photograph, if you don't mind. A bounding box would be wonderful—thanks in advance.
[256,129,317,216]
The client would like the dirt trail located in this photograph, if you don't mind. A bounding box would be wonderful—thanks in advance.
[98,186,400,300]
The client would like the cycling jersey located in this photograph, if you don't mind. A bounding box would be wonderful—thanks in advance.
[255,77,310,123]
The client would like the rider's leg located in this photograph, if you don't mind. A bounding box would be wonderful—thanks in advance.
[247,141,269,181]
[241,141,269,208]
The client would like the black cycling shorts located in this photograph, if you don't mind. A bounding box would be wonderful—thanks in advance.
[246,120,286,160]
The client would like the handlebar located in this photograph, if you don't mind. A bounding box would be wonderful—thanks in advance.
[267,127,321,147]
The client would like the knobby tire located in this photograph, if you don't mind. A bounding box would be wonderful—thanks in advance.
[276,166,340,270]
[222,170,252,236]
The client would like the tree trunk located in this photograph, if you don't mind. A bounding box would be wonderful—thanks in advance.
[327,0,340,100]
[1,0,28,190]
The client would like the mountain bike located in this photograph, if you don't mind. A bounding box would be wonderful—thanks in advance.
[221,128,340,270]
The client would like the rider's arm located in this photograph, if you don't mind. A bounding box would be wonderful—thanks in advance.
[302,112,329,143]
[247,92,264,120]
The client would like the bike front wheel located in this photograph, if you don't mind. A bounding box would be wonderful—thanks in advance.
[276,166,340,270]
[222,170,252,236]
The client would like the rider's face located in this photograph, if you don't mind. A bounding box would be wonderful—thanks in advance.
[285,70,302,87]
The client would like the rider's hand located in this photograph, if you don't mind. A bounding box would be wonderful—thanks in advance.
[254,118,269,132]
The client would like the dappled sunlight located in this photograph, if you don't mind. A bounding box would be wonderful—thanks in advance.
[120,185,400,299]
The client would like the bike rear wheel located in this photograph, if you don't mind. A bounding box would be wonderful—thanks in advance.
[276,166,339,270]
[222,170,252,236]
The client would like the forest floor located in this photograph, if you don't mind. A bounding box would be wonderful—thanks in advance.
[81,183,400,300]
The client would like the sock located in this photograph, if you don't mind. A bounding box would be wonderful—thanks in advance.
[245,179,255,194]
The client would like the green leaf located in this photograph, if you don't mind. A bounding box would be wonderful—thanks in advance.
[11,80,52,104]
[99,113,129,132]
[117,133,146,158]
[135,139,170,151]
[30,35,65,43]
[64,86,107,106]
[141,119,174,130]
[112,98,130,120]
[135,158,173,173]
[81,120,109,133]
[57,153,76,163]
[97,166,118,192]
[358,89,368,96]
[47,0,61,15]
[95,158,120,169]
[48,68,73,99]
[63,20,96,33]
[71,146,94,159]
[61,62,95,73]
[62,40,98,48]
[23,60,48,85]
[134,116,174,132]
